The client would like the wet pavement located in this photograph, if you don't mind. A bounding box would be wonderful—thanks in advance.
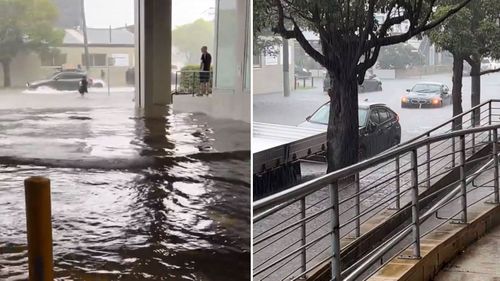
[0,89,250,280]
[253,72,500,142]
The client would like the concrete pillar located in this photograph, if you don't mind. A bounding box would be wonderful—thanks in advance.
[135,0,172,113]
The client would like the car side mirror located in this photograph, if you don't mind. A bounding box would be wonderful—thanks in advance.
[54,77,59,80]
[406,89,410,92]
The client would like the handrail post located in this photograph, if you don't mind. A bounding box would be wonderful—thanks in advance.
[489,101,493,142]
[459,135,468,223]
[329,181,341,281]
[25,176,53,281]
[175,71,178,94]
[472,132,476,154]
[426,133,431,188]
[410,149,421,258]
[493,129,499,204]
[452,136,456,167]
[355,173,361,237]
[395,156,401,210]
[192,71,196,95]
[300,197,307,276]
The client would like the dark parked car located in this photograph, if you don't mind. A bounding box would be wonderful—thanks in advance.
[401,82,451,108]
[323,73,382,93]
[26,70,103,91]
[295,66,312,77]
[298,102,401,159]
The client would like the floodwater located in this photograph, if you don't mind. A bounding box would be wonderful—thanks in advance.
[0,90,250,280]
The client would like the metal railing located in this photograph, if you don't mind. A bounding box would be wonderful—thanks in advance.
[253,99,500,281]
[172,70,213,96]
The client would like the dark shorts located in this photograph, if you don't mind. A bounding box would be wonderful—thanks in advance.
[199,71,210,83]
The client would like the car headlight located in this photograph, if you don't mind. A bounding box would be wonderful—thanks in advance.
[432,98,441,105]
[401,97,409,103]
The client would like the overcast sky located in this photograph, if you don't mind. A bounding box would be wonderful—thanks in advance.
[84,0,215,28]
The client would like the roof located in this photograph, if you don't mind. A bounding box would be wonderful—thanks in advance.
[359,102,386,109]
[413,82,446,86]
[320,101,387,109]
[63,27,134,46]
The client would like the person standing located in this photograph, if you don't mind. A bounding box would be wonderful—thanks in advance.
[79,76,88,96]
[199,46,212,96]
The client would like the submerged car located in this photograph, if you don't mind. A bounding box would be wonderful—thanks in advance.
[26,70,104,91]
[323,73,382,93]
[298,102,401,159]
[401,82,451,108]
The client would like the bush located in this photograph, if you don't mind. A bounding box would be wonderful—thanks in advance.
[177,65,213,94]
[378,44,425,69]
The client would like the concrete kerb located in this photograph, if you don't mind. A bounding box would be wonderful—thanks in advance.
[367,202,500,281]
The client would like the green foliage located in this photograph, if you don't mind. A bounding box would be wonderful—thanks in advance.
[378,44,425,69]
[0,0,63,62]
[428,1,500,61]
[172,19,214,65]
[254,0,471,81]
[178,65,213,93]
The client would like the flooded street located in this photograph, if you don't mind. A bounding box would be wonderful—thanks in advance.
[0,90,250,280]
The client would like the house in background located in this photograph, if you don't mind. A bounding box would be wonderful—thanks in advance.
[253,38,295,95]
[0,27,135,88]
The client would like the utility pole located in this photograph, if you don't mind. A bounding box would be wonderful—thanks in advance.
[81,0,90,71]
[282,38,290,97]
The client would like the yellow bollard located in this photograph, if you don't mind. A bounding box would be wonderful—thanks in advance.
[24,176,53,281]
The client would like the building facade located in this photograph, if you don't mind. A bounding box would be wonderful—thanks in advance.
[0,28,135,88]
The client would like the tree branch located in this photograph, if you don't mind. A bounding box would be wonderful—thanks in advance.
[480,68,500,76]
[271,0,327,67]
[373,0,472,48]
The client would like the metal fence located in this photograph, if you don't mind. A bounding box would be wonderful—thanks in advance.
[253,99,500,281]
[172,70,213,96]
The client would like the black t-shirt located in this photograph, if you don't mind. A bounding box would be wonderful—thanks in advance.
[201,53,212,71]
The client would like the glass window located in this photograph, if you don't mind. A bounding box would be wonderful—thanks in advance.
[40,53,67,66]
[378,109,390,123]
[253,53,262,67]
[411,83,441,93]
[82,54,107,67]
[309,104,369,127]
[370,110,381,124]
[214,0,237,90]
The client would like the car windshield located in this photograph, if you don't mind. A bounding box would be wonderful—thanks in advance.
[411,84,441,93]
[308,104,368,127]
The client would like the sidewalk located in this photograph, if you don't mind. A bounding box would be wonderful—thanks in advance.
[434,223,500,280]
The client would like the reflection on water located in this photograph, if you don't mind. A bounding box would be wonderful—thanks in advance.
[0,105,249,280]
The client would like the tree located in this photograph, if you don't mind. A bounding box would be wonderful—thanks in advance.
[378,43,425,69]
[172,19,213,65]
[0,0,63,87]
[255,0,472,172]
[429,0,500,128]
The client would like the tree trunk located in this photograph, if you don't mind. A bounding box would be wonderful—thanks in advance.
[1,59,11,88]
[470,57,481,127]
[326,71,359,172]
[451,55,463,130]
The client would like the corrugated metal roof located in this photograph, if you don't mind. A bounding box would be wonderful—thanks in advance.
[63,27,134,45]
